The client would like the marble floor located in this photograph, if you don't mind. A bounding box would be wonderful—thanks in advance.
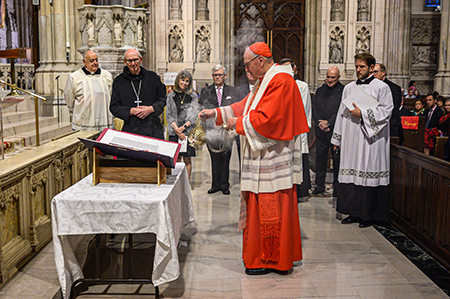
[0,144,449,299]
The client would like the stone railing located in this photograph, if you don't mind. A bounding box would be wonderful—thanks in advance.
[78,5,149,76]
[0,131,98,286]
[0,63,35,90]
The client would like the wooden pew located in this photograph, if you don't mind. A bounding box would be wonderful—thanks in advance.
[402,116,425,152]
[435,136,449,159]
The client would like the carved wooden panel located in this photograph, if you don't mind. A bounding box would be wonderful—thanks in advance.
[441,178,450,251]
[234,1,305,86]
[389,156,403,215]
[420,169,439,239]
[390,144,450,271]
[403,161,420,226]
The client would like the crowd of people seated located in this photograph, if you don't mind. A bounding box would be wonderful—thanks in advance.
[401,83,450,161]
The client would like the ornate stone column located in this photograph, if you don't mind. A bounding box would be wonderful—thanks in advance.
[170,0,183,20]
[383,0,411,89]
[435,1,450,97]
[51,0,68,71]
[35,0,84,95]
[306,0,320,90]
[197,0,209,21]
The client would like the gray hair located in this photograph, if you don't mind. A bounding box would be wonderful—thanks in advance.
[173,70,194,95]
[377,63,387,74]
[124,47,142,59]
[279,58,295,69]
[212,64,226,75]
[247,47,274,62]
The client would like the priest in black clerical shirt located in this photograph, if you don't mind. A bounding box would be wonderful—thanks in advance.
[312,66,344,197]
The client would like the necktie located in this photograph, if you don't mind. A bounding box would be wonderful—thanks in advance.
[217,87,222,106]
[426,109,433,128]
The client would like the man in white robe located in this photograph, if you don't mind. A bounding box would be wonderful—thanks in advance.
[331,53,393,228]
[64,50,114,131]
[280,58,312,202]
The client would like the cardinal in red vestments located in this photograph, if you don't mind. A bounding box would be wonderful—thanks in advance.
[199,42,308,275]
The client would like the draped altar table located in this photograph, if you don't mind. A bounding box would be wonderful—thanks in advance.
[51,163,194,298]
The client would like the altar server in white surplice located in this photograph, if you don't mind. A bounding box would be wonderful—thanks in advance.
[331,52,393,228]
[64,50,114,131]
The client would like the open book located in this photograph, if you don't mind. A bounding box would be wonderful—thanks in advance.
[79,128,181,168]
[342,86,379,111]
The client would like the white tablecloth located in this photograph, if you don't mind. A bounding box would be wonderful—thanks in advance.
[51,163,194,299]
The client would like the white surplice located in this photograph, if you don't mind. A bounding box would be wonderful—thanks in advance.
[64,69,114,131]
[296,79,311,153]
[331,78,393,187]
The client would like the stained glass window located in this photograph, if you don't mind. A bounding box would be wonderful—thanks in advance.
[425,0,441,7]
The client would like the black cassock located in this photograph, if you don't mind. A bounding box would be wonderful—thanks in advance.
[110,66,166,139]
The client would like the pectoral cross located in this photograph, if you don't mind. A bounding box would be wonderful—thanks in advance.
[131,80,142,107]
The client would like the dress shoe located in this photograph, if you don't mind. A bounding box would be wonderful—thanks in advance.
[359,220,373,228]
[245,268,271,275]
[298,195,310,203]
[341,216,360,224]
[222,189,230,195]
[207,188,220,194]
[311,187,325,195]
[311,187,329,197]
[271,268,293,275]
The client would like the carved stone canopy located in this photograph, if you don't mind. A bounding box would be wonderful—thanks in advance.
[78,5,148,77]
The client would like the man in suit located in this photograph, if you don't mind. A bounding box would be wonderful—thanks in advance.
[235,71,256,100]
[399,98,411,117]
[425,93,444,129]
[199,65,237,195]
[312,66,344,196]
[373,63,402,140]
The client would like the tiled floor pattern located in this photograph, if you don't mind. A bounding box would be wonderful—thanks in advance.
[0,145,448,299]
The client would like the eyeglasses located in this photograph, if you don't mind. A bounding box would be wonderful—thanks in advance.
[213,73,225,77]
[244,55,260,69]
[125,58,140,64]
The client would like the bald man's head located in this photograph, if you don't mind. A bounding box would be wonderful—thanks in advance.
[124,48,143,75]
[83,50,99,73]
[325,66,340,87]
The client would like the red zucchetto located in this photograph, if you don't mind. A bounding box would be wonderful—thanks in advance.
[249,42,272,58]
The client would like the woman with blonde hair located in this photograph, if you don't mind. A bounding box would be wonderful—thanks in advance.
[166,70,199,178]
